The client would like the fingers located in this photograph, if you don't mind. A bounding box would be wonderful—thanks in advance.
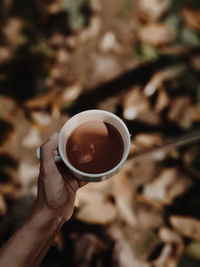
[40,133,59,175]
[57,162,88,192]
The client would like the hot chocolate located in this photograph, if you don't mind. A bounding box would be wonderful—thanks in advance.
[66,120,124,174]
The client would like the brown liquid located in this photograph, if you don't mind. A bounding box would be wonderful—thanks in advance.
[66,121,124,174]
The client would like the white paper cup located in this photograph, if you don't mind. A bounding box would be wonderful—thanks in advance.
[37,110,131,182]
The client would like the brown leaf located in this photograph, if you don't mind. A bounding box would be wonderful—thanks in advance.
[112,240,150,267]
[138,23,174,47]
[111,171,137,226]
[0,194,7,216]
[97,95,120,114]
[144,72,165,97]
[3,17,22,47]
[152,244,173,267]
[0,46,11,63]
[76,182,116,224]
[59,83,82,103]
[76,193,116,224]
[21,126,42,148]
[55,49,69,64]
[138,0,171,21]
[30,111,52,128]
[158,226,183,244]
[143,168,192,205]
[132,133,163,155]
[123,86,150,120]
[190,54,200,71]
[126,158,159,187]
[134,201,164,230]
[168,97,200,129]
[53,230,64,251]
[137,110,162,126]
[25,89,57,110]
[144,65,186,97]
[155,88,170,112]
[0,183,19,198]
[0,96,18,122]
[79,16,101,42]
[181,6,200,32]
[170,216,200,241]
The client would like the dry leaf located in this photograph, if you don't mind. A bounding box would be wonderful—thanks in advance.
[181,6,200,32]
[0,46,11,63]
[97,95,120,114]
[76,193,116,224]
[155,88,170,112]
[112,240,150,267]
[30,111,52,128]
[138,23,174,47]
[106,222,125,241]
[143,168,192,205]
[76,182,116,224]
[190,54,200,71]
[25,89,57,110]
[79,16,101,42]
[158,226,182,244]
[152,244,173,267]
[3,17,22,47]
[144,65,186,97]
[137,110,161,126]
[48,33,65,47]
[17,162,39,191]
[168,97,200,129]
[111,171,137,226]
[21,126,42,148]
[0,194,7,216]
[132,133,163,155]
[0,96,18,122]
[100,32,117,53]
[134,201,164,230]
[144,72,165,96]
[0,183,20,198]
[56,49,69,64]
[126,158,159,187]
[170,216,200,241]
[123,86,149,120]
[53,230,64,251]
[138,0,171,21]
[60,83,82,103]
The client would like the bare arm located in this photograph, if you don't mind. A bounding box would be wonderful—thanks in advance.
[0,133,86,267]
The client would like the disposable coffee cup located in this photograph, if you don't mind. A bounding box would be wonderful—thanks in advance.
[37,110,131,182]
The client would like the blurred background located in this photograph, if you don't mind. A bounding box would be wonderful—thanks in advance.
[0,0,200,266]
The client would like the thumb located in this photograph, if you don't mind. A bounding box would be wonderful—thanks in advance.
[40,133,59,175]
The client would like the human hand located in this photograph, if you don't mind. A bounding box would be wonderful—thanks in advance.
[33,133,87,223]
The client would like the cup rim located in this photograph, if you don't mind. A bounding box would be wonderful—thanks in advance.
[59,109,131,178]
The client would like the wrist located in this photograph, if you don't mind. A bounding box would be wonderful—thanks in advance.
[28,204,65,233]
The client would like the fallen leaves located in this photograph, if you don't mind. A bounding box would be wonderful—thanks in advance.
[138,23,174,47]
[168,97,200,129]
[170,216,200,242]
[158,226,183,244]
[123,86,150,120]
[76,182,116,224]
[143,168,192,205]
[138,0,171,21]
[181,6,200,32]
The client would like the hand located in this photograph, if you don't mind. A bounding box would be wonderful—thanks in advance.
[33,133,87,223]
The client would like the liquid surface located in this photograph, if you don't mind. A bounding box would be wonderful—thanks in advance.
[66,121,124,174]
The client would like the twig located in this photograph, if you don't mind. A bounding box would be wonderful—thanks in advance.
[132,128,200,161]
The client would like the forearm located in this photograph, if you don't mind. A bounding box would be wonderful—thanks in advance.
[0,206,65,267]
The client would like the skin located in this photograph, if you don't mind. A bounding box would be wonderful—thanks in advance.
[0,133,87,267]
